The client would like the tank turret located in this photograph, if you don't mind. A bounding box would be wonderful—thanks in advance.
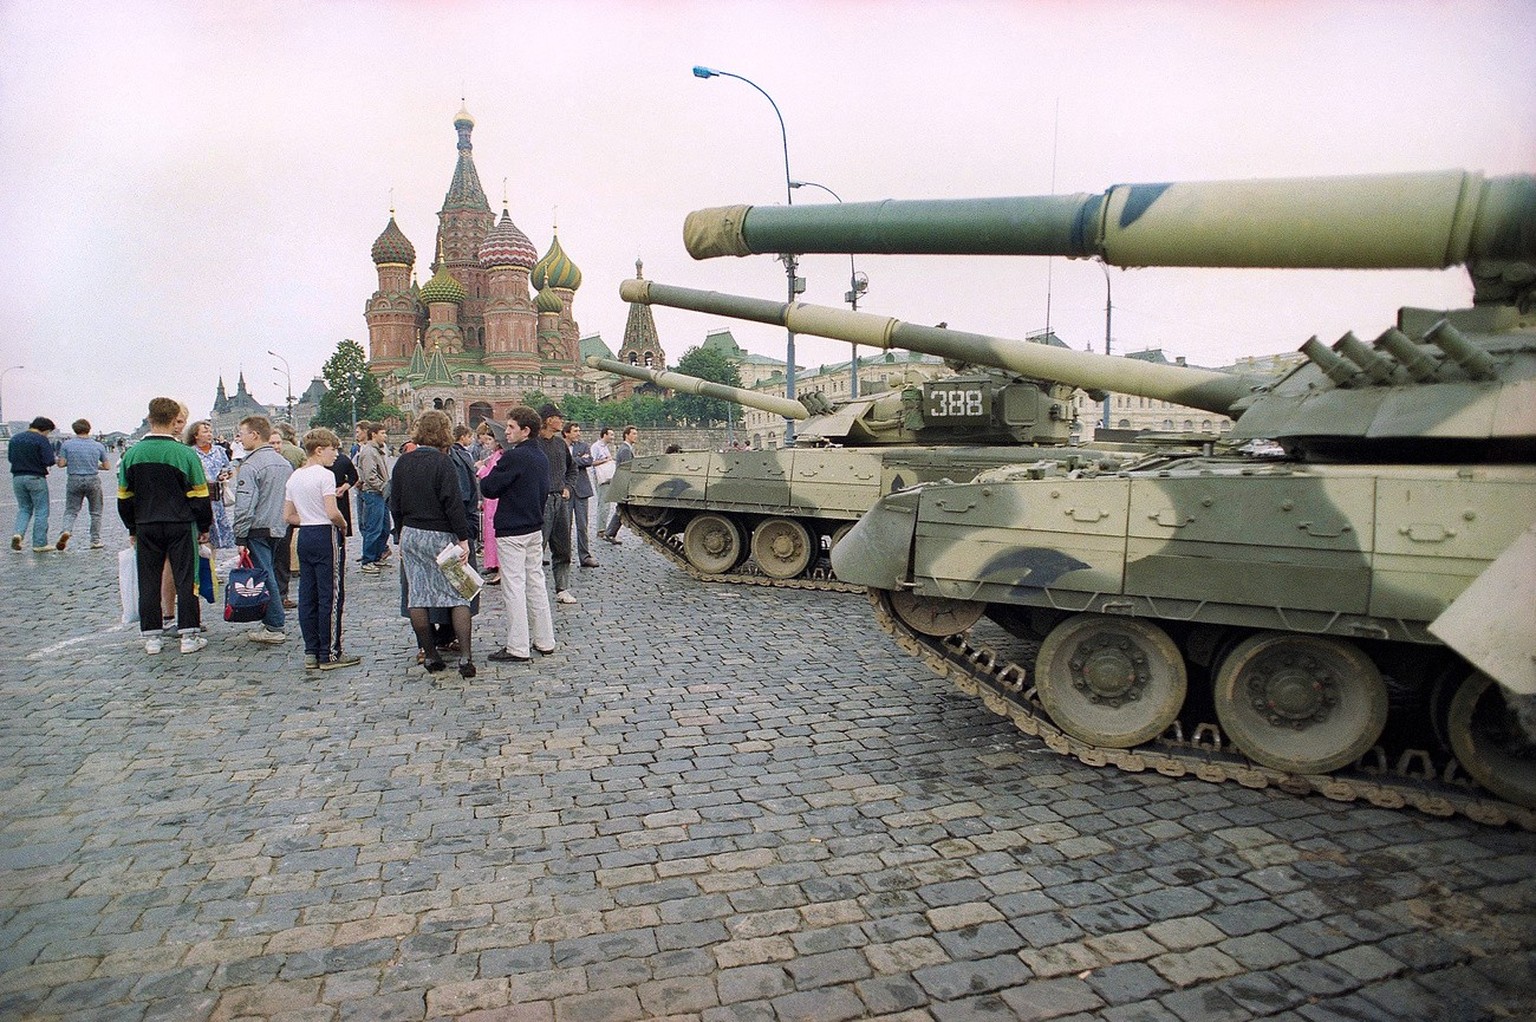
[619,277,1534,462]
[590,349,1083,447]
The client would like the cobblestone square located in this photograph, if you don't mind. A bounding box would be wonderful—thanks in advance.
[2,471,1534,1020]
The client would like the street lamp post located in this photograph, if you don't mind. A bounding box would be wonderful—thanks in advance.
[693,64,801,443]
[1099,262,1113,432]
[790,180,868,398]
[268,350,295,429]
[0,365,22,437]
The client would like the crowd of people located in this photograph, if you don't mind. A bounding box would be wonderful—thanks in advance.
[8,397,641,675]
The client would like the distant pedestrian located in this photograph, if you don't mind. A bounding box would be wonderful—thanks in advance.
[599,425,638,544]
[482,406,555,663]
[477,441,504,586]
[355,421,392,574]
[590,426,616,540]
[231,415,293,646]
[118,397,212,654]
[55,418,111,550]
[185,420,235,550]
[564,422,598,568]
[9,416,57,553]
[536,404,580,605]
[284,427,358,671]
[271,424,305,608]
[389,410,477,677]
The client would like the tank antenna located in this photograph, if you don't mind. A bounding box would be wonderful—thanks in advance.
[1043,97,1060,339]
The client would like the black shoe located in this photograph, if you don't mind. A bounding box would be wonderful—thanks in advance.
[424,658,446,673]
[488,648,531,663]
[458,661,477,679]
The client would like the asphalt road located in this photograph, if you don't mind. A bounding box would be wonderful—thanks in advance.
[1,464,1533,1021]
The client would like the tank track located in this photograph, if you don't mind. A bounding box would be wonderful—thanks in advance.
[867,589,1536,831]
[621,509,863,593]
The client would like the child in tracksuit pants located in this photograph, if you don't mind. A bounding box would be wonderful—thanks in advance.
[283,428,360,671]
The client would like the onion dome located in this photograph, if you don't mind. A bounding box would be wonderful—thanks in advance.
[478,207,538,268]
[535,285,564,314]
[454,104,475,129]
[419,261,467,305]
[531,232,582,292]
[371,215,416,266]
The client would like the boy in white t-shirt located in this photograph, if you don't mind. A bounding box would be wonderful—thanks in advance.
[283,428,360,671]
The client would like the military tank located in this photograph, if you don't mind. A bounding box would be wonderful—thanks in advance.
[635,168,1536,824]
[586,349,1152,590]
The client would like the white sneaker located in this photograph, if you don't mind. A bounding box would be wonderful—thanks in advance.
[555,590,578,605]
[247,628,285,644]
[144,637,163,655]
[180,635,208,654]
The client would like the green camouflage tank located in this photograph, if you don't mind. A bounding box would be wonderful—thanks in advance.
[639,168,1536,823]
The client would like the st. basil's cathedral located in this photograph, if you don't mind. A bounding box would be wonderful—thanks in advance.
[365,106,594,427]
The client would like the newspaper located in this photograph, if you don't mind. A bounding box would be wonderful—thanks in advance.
[435,543,484,600]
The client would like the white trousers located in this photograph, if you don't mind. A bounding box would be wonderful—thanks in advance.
[496,531,555,656]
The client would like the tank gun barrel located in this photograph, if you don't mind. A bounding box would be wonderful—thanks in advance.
[619,279,1256,417]
[586,356,809,420]
[684,170,1536,270]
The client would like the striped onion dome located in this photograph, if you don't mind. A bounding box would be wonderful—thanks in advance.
[531,232,582,291]
[478,208,538,268]
[534,285,564,314]
[370,215,416,266]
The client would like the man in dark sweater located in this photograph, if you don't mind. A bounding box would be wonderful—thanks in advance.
[481,405,555,661]
[118,397,213,654]
[536,404,581,606]
[9,416,57,552]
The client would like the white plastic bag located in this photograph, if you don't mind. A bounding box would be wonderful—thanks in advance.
[118,548,139,624]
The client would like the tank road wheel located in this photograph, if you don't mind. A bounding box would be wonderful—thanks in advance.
[627,505,672,530]
[751,518,814,580]
[887,590,986,637]
[829,523,854,553]
[1035,615,1188,748]
[1447,672,1536,809]
[1213,633,1387,775]
[682,514,745,573]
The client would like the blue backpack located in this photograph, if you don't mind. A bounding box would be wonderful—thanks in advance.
[224,550,271,622]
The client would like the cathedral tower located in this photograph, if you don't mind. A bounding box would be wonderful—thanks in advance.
[434,106,495,352]
[366,212,420,367]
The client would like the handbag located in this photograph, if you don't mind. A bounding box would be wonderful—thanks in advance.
[224,549,272,622]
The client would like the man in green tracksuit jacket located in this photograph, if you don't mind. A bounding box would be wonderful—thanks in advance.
[118,397,213,654]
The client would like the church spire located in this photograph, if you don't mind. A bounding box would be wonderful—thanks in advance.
[443,105,490,213]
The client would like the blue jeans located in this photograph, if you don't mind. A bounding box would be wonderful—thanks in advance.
[243,534,286,631]
[12,475,49,547]
[360,491,389,565]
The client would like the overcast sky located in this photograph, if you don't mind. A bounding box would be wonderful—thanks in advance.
[1,0,1532,432]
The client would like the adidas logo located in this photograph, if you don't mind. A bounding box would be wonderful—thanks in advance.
[233,579,268,598]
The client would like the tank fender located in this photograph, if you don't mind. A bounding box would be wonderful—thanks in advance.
[1428,524,1536,694]
[829,490,921,589]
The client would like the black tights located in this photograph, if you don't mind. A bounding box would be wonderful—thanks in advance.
[409,606,472,667]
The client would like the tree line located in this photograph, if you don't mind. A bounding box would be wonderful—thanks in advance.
[309,341,749,432]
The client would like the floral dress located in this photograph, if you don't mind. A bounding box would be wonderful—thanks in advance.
[195,443,235,549]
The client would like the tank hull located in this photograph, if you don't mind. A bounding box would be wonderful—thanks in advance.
[612,444,1140,588]
[833,458,1536,817]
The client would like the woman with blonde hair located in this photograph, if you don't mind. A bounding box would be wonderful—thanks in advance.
[184,419,234,550]
[387,411,476,676]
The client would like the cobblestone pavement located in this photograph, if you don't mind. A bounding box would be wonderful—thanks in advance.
[2,467,1534,1022]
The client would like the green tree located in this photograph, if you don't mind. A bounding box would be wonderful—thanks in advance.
[561,393,601,424]
[313,338,399,431]
[670,345,743,425]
